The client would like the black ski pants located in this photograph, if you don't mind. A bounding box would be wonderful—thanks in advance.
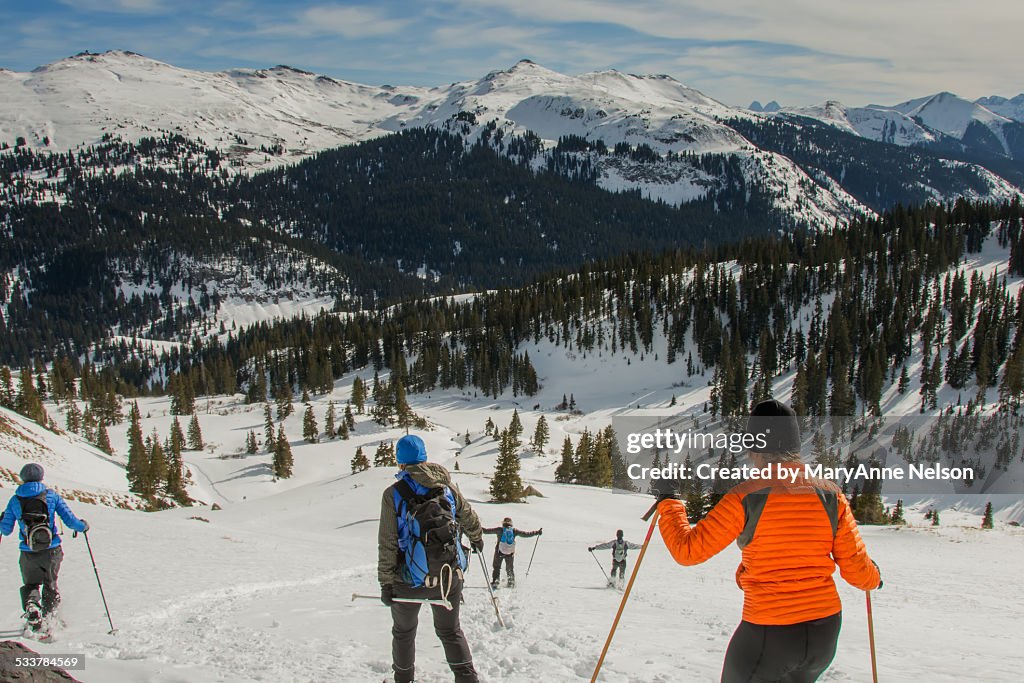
[611,559,627,580]
[391,578,477,683]
[491,549,514,583]
[721,612,841,683]
[19,546,63,615]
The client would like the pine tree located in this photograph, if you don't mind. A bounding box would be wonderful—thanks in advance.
[303,404,319,443]
[337,419,350,440]
[0,366,14,409]
[395,378,413,430]
[169,417,186,457]
[982,501,994,529]
[95,420,113,455]
[147,429,168,498]
[509,409,523,441]
[931,509,940,526]
[126,401,147,494]
[490,429,524,502]
[15,368,48,426]
[464,431,471,446]
[187,414,204,450]
[263,403,275,452]
[344,402,355,431]
[65,399,83,433]
[605,426,635,491]
[898,365,910,394]
[351,446,370,473]
[555,436,576,483]
[273,426,294,478]
[246,430,259,454]
[374,441,397,467]
[325,401,337,439]
[165,429,188,504]
[351,377,366,414]
[530,415,549,452]
[889,499,905,525]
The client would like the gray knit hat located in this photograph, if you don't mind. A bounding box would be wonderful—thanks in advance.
[19,463,45,483]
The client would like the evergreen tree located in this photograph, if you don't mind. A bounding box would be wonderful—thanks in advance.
[273,426,294,478]
[147,429,168,498]
[931,509,940,526]
[374,441,397,467]
[605,426,634,491]
[303,404,320,443]
[509,409,523,440]
[490,429,525,502]
[484,417,495,436]
[890,499,905,525]
[982,501,994,529]
[246,430,259,454]
[394,378,413,430]
[169,417,186,458]
[351,446,370,473]
[263,403,275,452]
[344,402,356,431]
[15,368,48,426]
[0,366,14,409]
[65,399,83,433]
[530,415,549,452]
[555,436,576,483]
[351,377,366,414]
[95,420,113,455]
[126,401,147,494]
[187,414,204,450]
[325,401,337,439]
[337,419,350,440]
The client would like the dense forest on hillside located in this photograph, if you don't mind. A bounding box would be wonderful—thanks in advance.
[6,198,1024,425]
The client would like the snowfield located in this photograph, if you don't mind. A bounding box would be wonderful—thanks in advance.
[1,368,1023,682]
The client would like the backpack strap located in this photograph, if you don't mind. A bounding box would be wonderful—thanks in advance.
[393,478,419,505]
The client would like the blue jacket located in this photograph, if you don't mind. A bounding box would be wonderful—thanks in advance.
[1,482,87,552]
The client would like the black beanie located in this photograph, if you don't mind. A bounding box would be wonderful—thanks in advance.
[20,463,45,483]
[745,400,801,454]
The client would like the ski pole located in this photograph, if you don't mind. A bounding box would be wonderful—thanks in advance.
[475,551,506,628]
[588,548,612,583]
[82,531,117,635]
[590,508,660,683]
[525,534,541,578]
[350,593,453,610]
[866,591,879,683]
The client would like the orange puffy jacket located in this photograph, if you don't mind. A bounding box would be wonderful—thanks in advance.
[658,464,880,625]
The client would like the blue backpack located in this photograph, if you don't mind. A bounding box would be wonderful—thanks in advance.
[392,475,467,588]
[500,527,515,545]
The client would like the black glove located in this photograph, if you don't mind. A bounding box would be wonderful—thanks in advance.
[380,584,395,606]
[471,537,485,554]
[651,475,681,502]
[588,546,595,552]
[538,528,543,535]
[872,560,883,590]
[80,520,90,533]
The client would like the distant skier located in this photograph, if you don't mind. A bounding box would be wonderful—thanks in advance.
[653,400,882,683]
[589,530,640,588]
[378,435,485,683]
[482,518,541,588]
[0,463,89,634]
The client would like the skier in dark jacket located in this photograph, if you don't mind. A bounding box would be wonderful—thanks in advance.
[589,530,640,588]
[0,463,89,632]
[482,517,541,588]
[378,435,484,683]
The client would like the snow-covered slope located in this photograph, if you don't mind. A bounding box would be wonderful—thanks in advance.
[976,94,1024,123]
[0,50,426,170]
[0,407,139,509]
[782,100,936,146]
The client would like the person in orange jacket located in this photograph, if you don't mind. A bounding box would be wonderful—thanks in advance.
[654,400,882,683]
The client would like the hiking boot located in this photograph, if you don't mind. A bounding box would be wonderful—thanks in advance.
[491,580,499,590]
[24,602,42,630]
[506,577,515,588]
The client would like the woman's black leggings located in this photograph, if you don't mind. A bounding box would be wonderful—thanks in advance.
[721,612,842,683]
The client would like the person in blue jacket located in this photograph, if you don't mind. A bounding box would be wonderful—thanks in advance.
[0,463,89,631]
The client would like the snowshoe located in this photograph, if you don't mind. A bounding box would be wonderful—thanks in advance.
[506,577,515,588]
[491,580,499,590]
[607,580,616,588]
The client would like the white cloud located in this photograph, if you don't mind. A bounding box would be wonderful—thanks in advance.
[58,0,168,13]
[265,4,413,39]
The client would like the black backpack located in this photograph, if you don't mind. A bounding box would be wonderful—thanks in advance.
[18,492,52,552]
[393,479,466,588]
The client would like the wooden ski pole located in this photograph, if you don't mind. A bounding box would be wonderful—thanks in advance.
[590,507,660,683]
[866,591,879,683]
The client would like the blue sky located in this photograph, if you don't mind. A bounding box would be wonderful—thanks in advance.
[3,1,1021,107]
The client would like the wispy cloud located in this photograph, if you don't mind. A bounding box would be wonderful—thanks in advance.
[2,0,1021,106]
